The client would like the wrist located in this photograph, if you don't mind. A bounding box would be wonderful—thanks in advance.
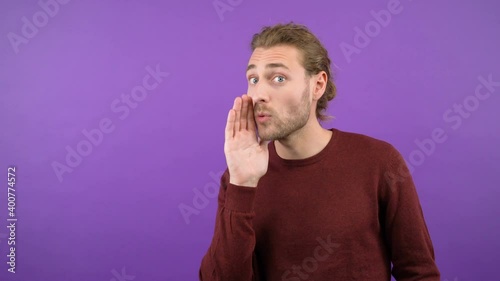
[230,177,259,188]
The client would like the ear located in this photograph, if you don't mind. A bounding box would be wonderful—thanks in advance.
[312,71,328,101]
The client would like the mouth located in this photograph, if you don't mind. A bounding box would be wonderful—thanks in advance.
[256,113,271,123]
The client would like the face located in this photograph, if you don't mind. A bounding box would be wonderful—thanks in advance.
[246,45,314,141]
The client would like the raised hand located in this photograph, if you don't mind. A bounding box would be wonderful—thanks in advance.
[224,94,270,188]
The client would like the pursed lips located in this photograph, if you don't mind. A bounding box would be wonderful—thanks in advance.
[256,112,271,117]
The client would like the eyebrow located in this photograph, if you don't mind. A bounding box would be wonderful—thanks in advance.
[246,63,290,72]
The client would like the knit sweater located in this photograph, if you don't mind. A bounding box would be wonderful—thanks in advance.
[199,128,440,281]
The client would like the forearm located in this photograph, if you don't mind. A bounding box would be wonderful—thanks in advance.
[383,148,440,280]
[199,183,258,281]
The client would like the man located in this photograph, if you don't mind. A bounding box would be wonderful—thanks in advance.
[199,22,440,281]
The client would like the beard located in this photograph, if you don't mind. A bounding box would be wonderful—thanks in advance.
[255,85,312,141]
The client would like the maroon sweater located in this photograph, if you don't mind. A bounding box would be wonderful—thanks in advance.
[199,128,440,281]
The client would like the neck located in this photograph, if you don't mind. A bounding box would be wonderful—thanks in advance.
[274,118,333,160]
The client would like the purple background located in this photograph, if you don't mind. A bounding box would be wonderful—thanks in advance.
[1,0,499,280]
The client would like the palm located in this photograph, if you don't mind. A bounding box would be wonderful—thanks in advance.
[224,95,269,187]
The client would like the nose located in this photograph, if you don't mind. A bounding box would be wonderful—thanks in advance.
[248,83,269,106]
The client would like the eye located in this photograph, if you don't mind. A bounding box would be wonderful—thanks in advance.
[249,77,258,84]
[273,76,286,83]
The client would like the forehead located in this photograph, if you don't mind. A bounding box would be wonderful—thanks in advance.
[247,45,303,70]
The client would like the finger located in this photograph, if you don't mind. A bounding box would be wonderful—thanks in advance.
[225,109,235,140]
[234,97,241,133]
[247,98,257,133]
[240,95,249,130]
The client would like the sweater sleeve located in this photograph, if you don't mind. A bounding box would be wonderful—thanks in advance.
[199,169,259,281]
[381,147,440,281]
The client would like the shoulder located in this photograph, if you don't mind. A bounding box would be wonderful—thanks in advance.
[332,128,402,164]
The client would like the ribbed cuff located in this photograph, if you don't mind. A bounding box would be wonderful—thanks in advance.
[224,184,257,212]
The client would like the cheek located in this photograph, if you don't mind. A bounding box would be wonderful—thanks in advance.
[282,90,303,106]
[275,94,298,116]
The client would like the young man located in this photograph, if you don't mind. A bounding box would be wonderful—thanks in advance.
[199,23,440,281]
